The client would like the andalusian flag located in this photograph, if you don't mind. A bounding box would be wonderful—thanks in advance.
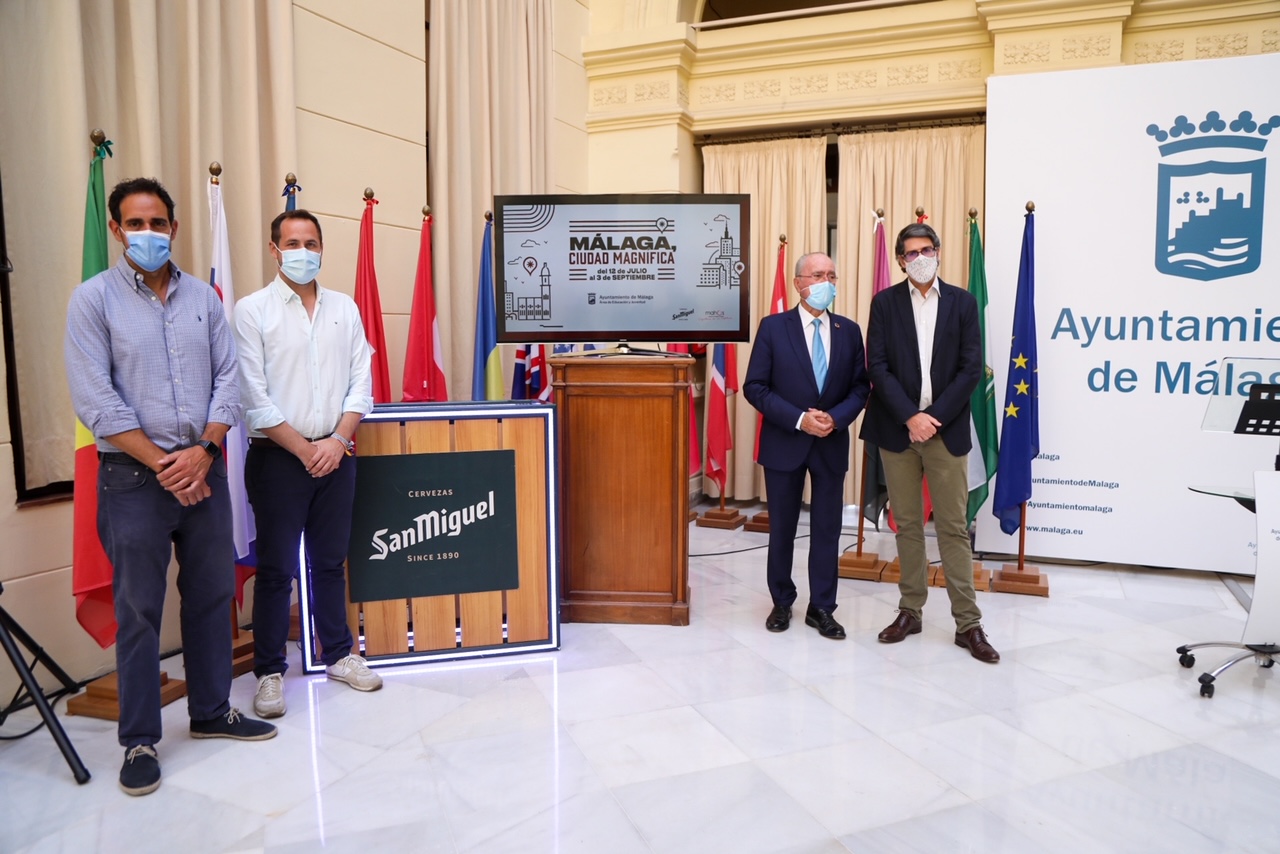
[966,215,998,524]
[72,138,116,648]
[471,218,503,400]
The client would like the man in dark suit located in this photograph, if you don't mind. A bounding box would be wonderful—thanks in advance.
[860,223,999,663]
[744,251,870,640]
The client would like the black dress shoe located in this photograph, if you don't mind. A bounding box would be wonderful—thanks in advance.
[765,605,791,632]
[877,611,922,643]
[804,606,846,640]
[955,625,1001,663]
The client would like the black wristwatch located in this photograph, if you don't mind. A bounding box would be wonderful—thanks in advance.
[197,439,222,460]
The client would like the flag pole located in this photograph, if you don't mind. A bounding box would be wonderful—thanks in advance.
[745,235,788,535]
[1018,503,1027,572]
[992,200,1048,597]
[208,160,256,675]
[839,211,888,580]
[854,209,883,560]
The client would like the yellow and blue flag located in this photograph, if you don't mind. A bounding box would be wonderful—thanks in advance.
[993,210,1038,535]
[472,218,503,400]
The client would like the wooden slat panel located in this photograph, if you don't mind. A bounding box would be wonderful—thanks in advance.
[362,599,410,654]
[504,416,550,643]
[454,418,506,647]
[352,421,410,655]
[405,420,459,652]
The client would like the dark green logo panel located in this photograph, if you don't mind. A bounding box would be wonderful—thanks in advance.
[348,450,519,602]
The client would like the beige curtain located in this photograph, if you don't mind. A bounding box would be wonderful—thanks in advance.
[429,0,554,397]
[0,0,296,490]
[835,124,986,499]
[702,137,827,500]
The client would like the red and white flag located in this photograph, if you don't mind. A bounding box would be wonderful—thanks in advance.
[706,342,738,495]
[403,211,449,401]
[208,177,257,604]
[356,195,392,403]
[753,238,788,461]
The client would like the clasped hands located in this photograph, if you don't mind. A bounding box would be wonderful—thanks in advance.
[800,409,835,437]
[906,412,942,444]
[156,446,213,506]
[297,437,346,479]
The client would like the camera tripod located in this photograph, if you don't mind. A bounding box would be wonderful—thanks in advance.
[0,582,90,783]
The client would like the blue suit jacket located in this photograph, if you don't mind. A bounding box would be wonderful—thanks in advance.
[858,279,981,456]
[744,307,870,473]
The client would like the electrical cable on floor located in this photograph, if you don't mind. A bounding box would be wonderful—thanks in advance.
[0,672,79,741]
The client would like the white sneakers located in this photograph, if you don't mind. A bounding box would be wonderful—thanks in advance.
[253,673,286,718]
[325,654,383,692]
[252,656,381,719]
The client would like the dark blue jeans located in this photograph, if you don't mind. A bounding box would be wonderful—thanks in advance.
[245,445,356,676]
[97,454,234,748]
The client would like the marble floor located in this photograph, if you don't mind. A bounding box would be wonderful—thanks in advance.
[3,514,1279,853]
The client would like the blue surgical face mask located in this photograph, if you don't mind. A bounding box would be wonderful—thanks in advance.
[124,229,172,272]
[803,281,836,312]
[279,248,322,284]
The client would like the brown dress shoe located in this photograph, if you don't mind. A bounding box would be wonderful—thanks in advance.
[877,612,922,643]
[955,625,1000,663]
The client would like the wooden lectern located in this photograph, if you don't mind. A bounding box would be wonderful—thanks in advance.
[550,356,692,625]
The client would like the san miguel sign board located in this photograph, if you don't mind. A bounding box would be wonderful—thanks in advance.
[348,450,519,602]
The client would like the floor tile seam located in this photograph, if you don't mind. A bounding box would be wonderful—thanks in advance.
[601,761,770,853]
[881,723,1093,798]
[986,696,1192,770]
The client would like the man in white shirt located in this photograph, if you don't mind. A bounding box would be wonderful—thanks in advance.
[233,209,382,718]
[859,223,999,663]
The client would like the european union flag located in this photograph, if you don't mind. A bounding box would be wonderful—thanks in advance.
[993,210,1039,535]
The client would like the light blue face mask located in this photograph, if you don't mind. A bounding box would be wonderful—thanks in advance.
[279,248,322,284]
[803,281,836,312]
[124,229,172,272]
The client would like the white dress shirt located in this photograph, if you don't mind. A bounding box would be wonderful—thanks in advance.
[909,278,940,410]
[795,307,831,429]
[233,275,374,439]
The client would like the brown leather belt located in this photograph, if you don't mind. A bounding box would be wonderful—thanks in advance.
[250,436,326,449]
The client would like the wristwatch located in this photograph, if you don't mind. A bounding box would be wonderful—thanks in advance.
[197,439,222,460]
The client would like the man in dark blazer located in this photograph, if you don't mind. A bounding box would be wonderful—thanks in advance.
[744,251,870,639]
[860,222,999,663]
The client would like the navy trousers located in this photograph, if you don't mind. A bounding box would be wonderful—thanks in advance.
[762,443,845,613]
[245,445,356,675]
[97,454,234,748]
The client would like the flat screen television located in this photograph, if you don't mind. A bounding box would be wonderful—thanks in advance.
[494,193,750,345]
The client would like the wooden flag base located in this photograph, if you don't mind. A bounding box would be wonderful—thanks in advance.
[837,551,886,580]
[992,563,1049,597]
[744,511,771,533]
[881,558,901,584]
[66,671,187,722]
[928,561,993,591]
[688,510,698,523]
[231,629,255,678]
[695,507,747,530]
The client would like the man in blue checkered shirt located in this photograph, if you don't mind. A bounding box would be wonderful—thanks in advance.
[65,177,276,797]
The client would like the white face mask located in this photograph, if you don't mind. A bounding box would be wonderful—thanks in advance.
[905,254,939,284]
[278,248,322,284]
